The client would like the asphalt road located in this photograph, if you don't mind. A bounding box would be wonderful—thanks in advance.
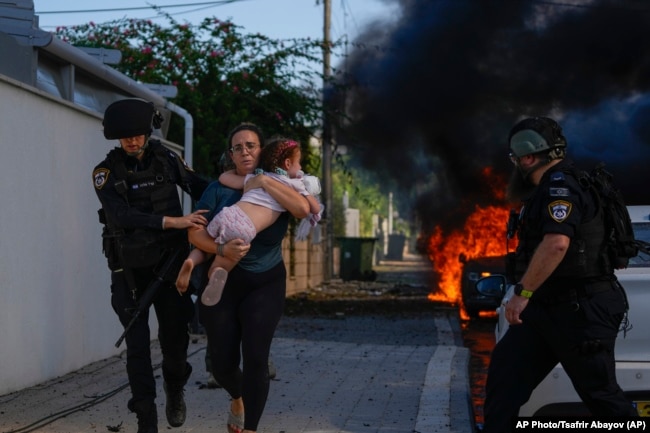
[0,255,479,433]
[284,257,497,432]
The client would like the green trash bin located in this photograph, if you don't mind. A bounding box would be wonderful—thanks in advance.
[337,237,377,281]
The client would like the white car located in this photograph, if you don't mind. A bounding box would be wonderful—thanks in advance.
[478,205,650,416]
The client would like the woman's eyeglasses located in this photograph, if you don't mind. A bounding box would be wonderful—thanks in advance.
[230,142,259,154]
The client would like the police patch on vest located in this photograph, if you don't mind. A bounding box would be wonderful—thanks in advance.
[548,200,572,222]
[93,168,110,190]
[549,187,570,197]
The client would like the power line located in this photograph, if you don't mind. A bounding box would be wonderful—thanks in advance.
[36,0,650,20]
[339,0,360,38]
[36,0,248,15]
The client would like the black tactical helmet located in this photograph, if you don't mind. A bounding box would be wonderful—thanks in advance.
[508,116,567,158]
[102,98,163,140]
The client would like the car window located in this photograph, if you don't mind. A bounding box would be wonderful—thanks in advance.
[629,222,650,267]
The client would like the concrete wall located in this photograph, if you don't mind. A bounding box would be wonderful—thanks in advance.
[0,75,124,394]
[283,236,326,297]
[0,74,327,396]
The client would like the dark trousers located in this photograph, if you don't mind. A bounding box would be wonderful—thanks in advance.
[111,267,194,409]
[199,261,286,431]
[483,284,637,433]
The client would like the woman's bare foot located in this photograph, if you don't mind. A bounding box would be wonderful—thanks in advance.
[175,259,194,294]
[227,398,245,433]
[201,267,228,306]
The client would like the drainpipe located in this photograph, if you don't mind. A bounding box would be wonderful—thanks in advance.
[165,101,194,215]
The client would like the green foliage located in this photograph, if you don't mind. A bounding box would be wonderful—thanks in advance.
[331,154,387,237]
[55,14,401,238]
[55,14,327,179]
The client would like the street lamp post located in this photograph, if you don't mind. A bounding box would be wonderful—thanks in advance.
[321,0,334,282]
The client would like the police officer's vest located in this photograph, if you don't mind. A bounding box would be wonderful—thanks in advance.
[104,141,188,268]
[512,169,608,282]
[108,142,182,218]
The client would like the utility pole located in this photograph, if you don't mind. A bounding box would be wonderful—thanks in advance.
[322,0,334,281]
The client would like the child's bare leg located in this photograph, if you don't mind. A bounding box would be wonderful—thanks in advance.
[176,248,208,294]
[201,255,238,306]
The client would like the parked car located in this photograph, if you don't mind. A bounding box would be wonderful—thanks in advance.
[477,205,650,416]
[460,254,507,318]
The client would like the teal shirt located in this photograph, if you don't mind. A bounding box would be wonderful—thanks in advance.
[196,181,288,273]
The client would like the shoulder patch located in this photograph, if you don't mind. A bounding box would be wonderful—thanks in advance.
[93,168,110,190]
[167,149,195,173]
[550,172,565,183]
[548,200,572,222]
[179,156,195,172]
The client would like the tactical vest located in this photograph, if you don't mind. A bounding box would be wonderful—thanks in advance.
[103,141,187,268]
[512,170,608,283]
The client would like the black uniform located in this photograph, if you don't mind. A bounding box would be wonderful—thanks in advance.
[92,140,208,414]
[483,158,637,432]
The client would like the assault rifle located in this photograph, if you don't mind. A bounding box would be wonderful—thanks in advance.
[115,248,184,348]
[506,208,519,240]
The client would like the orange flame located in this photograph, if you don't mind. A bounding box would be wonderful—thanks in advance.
[426,167,513,318]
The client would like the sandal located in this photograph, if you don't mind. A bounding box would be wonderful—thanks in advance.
[201,267,228,306]
[227,409,244,433]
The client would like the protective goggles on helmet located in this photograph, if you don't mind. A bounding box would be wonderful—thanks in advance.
[509,129,551,158]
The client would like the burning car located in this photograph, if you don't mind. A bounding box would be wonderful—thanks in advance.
[426,201,512,320]
[459,254,507,318]
[477,205,650,416]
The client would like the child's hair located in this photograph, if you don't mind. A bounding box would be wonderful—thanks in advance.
[259,136,300,173]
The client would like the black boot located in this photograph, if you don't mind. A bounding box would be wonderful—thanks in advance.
[163,381,186,427]
[131,400,158,433]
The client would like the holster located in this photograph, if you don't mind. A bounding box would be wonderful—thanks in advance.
[99,209,123,271]
[102,226,123,271]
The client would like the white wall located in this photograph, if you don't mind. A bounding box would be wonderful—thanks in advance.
[344,208,360,237]
[0,75,154,395]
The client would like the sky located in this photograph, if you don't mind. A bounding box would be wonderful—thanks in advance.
[34,0,399,44]
[32,1,650,226]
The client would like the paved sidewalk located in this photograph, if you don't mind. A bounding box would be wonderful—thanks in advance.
[0,258,474,433]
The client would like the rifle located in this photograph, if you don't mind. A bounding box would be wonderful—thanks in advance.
[114,248,184,348]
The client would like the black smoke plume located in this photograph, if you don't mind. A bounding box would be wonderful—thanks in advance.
[332,0,650,238]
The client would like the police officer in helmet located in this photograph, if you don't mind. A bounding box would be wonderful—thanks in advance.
[482,117,637,432]
[92,98,209,433]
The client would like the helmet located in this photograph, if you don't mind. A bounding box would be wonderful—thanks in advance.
[102,98,163,140]
[508,116,567,158]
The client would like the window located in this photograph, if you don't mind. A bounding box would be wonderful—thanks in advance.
[629,222,650,267]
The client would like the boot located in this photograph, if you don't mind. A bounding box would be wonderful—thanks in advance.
[131,400,158,433]
[163,381,186,427]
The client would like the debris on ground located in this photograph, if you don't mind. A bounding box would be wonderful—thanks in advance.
[284,259,454,316]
